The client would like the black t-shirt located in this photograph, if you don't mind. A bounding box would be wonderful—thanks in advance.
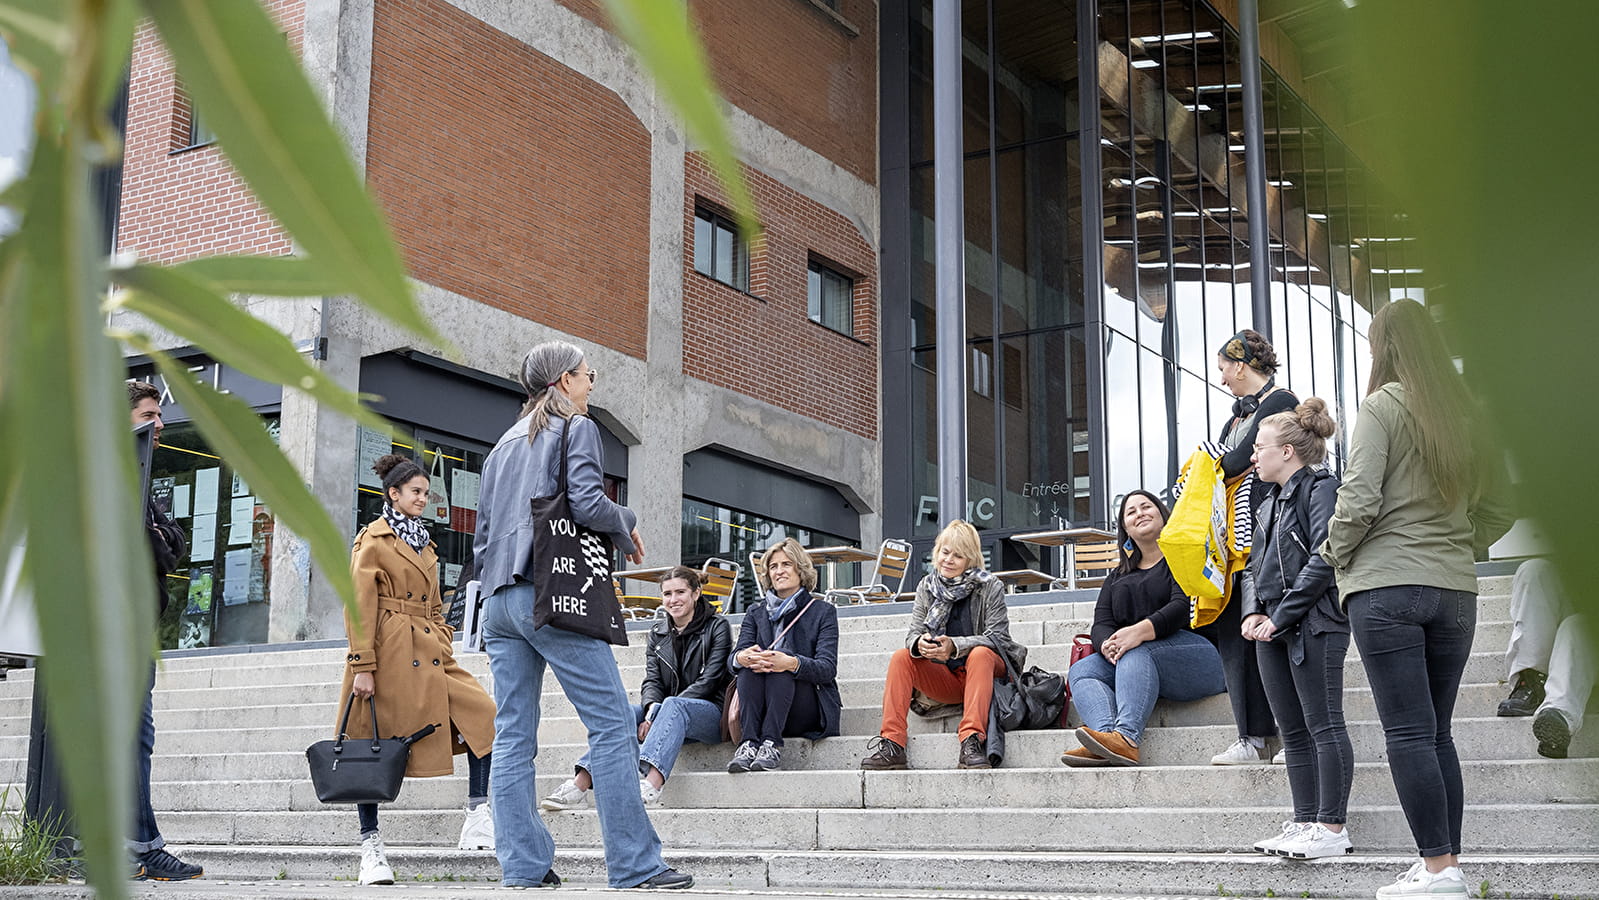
[1089,558,1190,652]
[1219,387,1299,507]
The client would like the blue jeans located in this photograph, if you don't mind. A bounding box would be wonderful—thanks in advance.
[577,697,722,782]
[1068,630,1225,744]
[129,661,162,855]
[482,582,668,888]
[1257,630,1354,823]
[1349,585,1475,858]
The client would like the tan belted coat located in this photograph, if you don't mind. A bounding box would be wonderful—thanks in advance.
[336,517,496,777]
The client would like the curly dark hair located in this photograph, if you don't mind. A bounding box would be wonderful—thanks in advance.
[1217,329,1280,376]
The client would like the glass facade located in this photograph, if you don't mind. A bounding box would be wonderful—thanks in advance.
[680,497,848,612]
[883,0,1421,563]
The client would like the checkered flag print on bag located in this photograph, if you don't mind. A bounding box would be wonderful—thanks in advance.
[578,530,611,594]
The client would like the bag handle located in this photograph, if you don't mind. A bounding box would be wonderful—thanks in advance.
[332,692,384,754]
[554,415,577,495]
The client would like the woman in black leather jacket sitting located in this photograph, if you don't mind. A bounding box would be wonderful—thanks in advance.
[1240,397,1353,860]
[542,567,733,809]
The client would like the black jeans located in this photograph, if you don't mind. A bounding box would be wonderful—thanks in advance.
[1218,584,1278,739]
[359,749,490,836]
[735,668,822,747]
[1349,585,1476,857]
[1256,630,1354,824]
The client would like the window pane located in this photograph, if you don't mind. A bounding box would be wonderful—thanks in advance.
[714,221,735,284]
[807,266,822,320]
[824,269,852,335]
[1105,327,1140,503]
[694,213,712,277]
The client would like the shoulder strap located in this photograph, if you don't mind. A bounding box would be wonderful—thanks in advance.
[771,595,820,648]
[555,415,574,494]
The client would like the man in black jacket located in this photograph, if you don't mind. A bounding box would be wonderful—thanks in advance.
[126,381,203,881]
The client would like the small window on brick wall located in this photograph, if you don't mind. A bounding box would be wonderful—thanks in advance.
[693,205,749,292]
[806,259,854,337]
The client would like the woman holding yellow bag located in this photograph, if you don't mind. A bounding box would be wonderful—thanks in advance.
[1210,330,1297,766]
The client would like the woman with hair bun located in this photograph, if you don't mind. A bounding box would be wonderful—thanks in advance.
[1238,398,1354,860]
[1211,328,1297,766]
[339,453,499,885]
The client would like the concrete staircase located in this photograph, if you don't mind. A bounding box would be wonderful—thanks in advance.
[2,572,1595,897]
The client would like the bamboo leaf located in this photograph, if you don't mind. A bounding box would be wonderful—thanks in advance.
[15,121,141,900]
[0,1,69,104]
[168,254,342,296]
[110,262,393,436]
[601,0,760,235]
[132,337,358,619]
[139,0,444,348]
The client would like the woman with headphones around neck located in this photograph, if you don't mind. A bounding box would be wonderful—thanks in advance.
[1210,329,1298,766]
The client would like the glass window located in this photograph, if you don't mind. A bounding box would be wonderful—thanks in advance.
[999,329,1089,529]
[680,497,847,612]
[692,205,748,291]
[150,419,279,650]
[1140,348,1175,492]
[807,259,854,336]
[1104,327,1140,502]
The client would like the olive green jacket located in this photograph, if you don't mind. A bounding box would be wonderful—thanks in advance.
[1320,383,1513,606]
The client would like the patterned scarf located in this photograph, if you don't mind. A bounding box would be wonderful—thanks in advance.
[924,568,991,636]
[763,588,803,652]
[382,503,431,553]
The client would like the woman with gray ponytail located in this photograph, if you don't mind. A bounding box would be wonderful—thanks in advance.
[472,340,691,891]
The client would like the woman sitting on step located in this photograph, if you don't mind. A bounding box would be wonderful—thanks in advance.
[542,566,733,809]
[340,453,499,886]
[1061,490,1226,767]
[726,538,842,773]
[861,518,1026,771]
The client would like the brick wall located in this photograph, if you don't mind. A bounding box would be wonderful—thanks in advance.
[552,0,878,185]
[683,153,879,440]
[114,1,303,262]
[367,0,653,359]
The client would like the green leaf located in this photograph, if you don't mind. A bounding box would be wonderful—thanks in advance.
[600,0,760,235]
[15,120,142,900]
[132,337,359,621]
[109,262,394,436]
[168,254,342,296]
[0,1,70,105]
[139,0,444,349]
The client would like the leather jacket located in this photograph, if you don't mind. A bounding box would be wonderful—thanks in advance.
[1242,466,1348,663]
[641,604,733,711]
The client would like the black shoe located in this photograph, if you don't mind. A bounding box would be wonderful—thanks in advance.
[861,736,909,770]
[137,849,203,881]
[1534,707,1572,759]
[957,734,991,769]
[1498,669,1547,717]
[632,867,693,890]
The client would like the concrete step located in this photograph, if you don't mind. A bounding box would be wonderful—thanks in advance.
[153,801,1597,853]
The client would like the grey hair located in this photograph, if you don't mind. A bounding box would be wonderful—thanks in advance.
[518,340,585,438]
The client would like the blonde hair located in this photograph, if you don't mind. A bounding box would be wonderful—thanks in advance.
[933,519,983,572]
[1260,397,1337,466]
[517,340,585,438]
[756,538,817,592]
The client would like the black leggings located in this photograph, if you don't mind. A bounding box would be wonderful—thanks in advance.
[359,749,489,836]
[735,668,823,747]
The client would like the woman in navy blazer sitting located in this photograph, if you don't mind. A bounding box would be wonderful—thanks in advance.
[726,538,841,772]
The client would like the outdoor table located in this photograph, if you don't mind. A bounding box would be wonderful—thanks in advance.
[992,568,1057,593]
[803,545,876,593]
[611,565,677,584]
[1010,526,1117,590]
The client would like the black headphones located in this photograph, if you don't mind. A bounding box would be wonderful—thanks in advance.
[1232,378,1276,419]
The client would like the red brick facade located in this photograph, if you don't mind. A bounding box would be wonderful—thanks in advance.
[683,153,878,440]
[366,0,653,359]
[114,2,303,262]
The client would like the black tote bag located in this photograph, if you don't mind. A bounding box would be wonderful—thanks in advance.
[528,416,630,646]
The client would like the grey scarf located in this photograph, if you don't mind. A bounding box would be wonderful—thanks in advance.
[763,589,804,652]
[382,503,431,553]
[924,568,991,635]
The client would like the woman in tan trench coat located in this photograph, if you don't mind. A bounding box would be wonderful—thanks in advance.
[339,453,498,885]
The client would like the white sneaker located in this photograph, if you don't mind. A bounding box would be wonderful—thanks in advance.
[1252,820,1308,854]
[1277,823,1353,859]
[359,833,394,885]
[457,802,495,850]
[1375,862,1468,897]
[1272,746,1287,765]
[639,776,663,807]
[539,779,590,811]
[1211,738,1270,765]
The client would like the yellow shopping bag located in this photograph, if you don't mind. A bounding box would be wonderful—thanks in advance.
[1160,447,1252,627]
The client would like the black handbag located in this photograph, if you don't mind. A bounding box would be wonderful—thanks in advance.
[992,665,1067,731]
[529,416,629,646]
[306,693,438,804]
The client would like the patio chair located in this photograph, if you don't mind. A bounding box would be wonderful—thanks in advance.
[699,557,742,613]
[825,538,913,606]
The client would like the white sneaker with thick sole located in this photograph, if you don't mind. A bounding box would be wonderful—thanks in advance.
[1277,823,1353,859]
[639,777,663,807]
[1272,746,1287,764]
[539,779,590,811]
[1252,821,1308,855]
[1375,862,1468,897]
[359,833,394,886]
[458,802,495,850]
[1211,738,1270,765]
